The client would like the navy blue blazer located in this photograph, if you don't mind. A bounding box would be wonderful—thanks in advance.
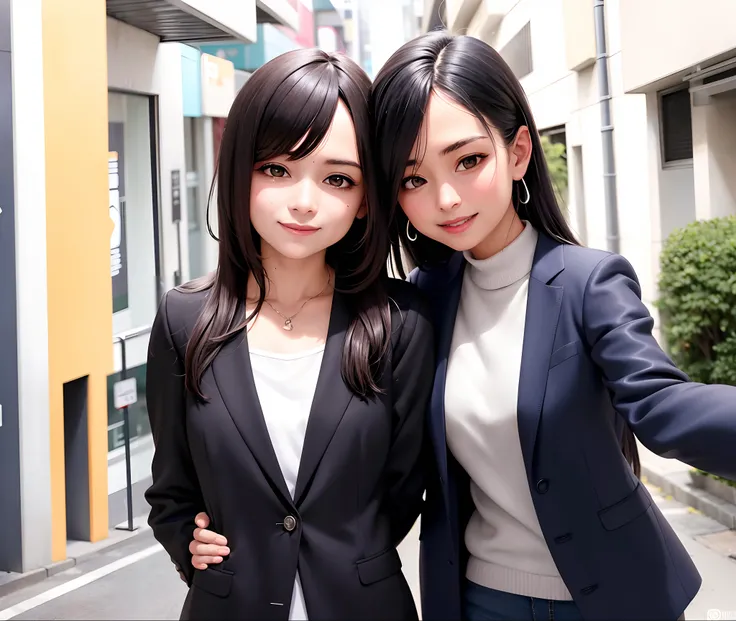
[410,231,736,621]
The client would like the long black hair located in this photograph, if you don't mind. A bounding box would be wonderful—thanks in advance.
[371,31,640,477]
[183,48,390,401]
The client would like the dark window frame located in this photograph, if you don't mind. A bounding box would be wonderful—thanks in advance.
[658,85,693,167]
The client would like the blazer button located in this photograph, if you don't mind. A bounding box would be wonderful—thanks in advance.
[536,479,550,494]
[283,515,297,532]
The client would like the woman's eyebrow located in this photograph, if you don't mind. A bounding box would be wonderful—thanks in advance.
[325,158,362,169]
[405,135,489,167]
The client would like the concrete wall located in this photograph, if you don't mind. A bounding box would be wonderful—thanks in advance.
[620,0,736,93]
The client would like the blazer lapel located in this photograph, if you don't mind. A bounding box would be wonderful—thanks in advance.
[212,323,293,506]
[426,254,465,508]
[517,234,565,482]
[294,291,354,506]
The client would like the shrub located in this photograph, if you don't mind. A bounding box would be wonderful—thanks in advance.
[656,216,736,385]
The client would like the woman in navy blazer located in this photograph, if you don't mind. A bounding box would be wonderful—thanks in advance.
[371,32,736,621]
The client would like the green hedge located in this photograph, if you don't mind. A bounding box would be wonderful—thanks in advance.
[656,216,736,385]
[656,216,736,487]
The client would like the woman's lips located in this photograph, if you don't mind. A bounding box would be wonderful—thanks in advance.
[439,214,478,234]
[279,222,320,236]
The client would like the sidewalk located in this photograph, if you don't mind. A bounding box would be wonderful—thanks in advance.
[639,441,736,531]
[3,448,734,602]
[0,516,150,599]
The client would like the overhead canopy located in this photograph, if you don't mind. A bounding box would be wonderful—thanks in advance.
[106,0,257,43]
[256,0,299,31]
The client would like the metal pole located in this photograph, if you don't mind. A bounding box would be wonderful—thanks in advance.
[116,335,137,532]
[594,0,620,254]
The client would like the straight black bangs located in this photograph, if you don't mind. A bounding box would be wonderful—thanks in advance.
[373,65,434,193]
[254,61,341,163]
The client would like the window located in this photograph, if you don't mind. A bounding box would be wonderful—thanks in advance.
[660,87,693,164]
[107,92,160,455]
[108,92,159,331]
[500,22,533,80]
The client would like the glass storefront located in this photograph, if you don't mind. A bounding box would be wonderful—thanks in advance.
[106,92,160,498]
[108,92,159,338]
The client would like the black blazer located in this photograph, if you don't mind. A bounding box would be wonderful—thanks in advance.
[144,278,434,621]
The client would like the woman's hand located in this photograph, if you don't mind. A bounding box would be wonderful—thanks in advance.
[189,512,230,570]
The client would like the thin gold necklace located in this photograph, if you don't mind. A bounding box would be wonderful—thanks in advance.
[263,272,332,331]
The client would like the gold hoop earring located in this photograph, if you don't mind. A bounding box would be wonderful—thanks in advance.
[519,178,531,205]
[406,220,418,242]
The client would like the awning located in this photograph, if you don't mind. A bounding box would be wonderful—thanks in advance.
[256,0,299,31]
[106,0,257,43]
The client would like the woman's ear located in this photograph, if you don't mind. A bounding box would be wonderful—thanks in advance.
[510,126,533,181]
[356,198,367,220]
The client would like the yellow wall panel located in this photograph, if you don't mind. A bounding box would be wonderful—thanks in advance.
[42,0,113,560]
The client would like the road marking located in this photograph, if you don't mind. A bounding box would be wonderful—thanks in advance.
[661,507,690,516]
[0,545,162,620]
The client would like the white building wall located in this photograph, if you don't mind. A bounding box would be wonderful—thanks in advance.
[619,0,736,94]
[605,0,655,312]
[107,18,190,375]
[10,0,53,572]
[155,42,190,287]
[692,97,736,220]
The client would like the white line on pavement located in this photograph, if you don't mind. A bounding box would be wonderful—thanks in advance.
[0,544,162,620]
[661,507,691,516]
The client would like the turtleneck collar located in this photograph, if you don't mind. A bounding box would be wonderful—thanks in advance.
[463,220,538,290]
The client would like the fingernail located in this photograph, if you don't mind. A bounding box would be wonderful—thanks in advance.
[220,547,230,555]
[216,536,227,546]
[214,557,222,563]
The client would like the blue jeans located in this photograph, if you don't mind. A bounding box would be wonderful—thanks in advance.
[463,580,583,621]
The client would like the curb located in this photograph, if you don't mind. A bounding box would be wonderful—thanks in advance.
[0,520,151,599]
[642,464,736,531]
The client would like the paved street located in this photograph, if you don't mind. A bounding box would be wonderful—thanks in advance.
[1,483,735,620]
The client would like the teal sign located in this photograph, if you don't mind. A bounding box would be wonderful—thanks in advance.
[198,42,248,71]
[200,24,300,74]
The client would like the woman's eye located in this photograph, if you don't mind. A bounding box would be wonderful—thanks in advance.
[402,177,426,190]
[262,164,288,178]
[457,155,484,171]
[325,175,354,189]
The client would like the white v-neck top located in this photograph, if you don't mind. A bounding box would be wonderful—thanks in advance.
[250,344,325,621]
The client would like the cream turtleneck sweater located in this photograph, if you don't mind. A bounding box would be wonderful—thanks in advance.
[444,221,572,601]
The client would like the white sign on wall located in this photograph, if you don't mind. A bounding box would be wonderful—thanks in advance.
[113,378,138,410]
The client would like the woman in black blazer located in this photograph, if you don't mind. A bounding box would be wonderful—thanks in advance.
[145,49,433,621]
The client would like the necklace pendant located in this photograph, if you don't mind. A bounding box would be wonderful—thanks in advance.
[283,318,293,331]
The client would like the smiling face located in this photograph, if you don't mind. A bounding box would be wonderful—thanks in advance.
[249,99,366,262]
[397,90,532,258]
